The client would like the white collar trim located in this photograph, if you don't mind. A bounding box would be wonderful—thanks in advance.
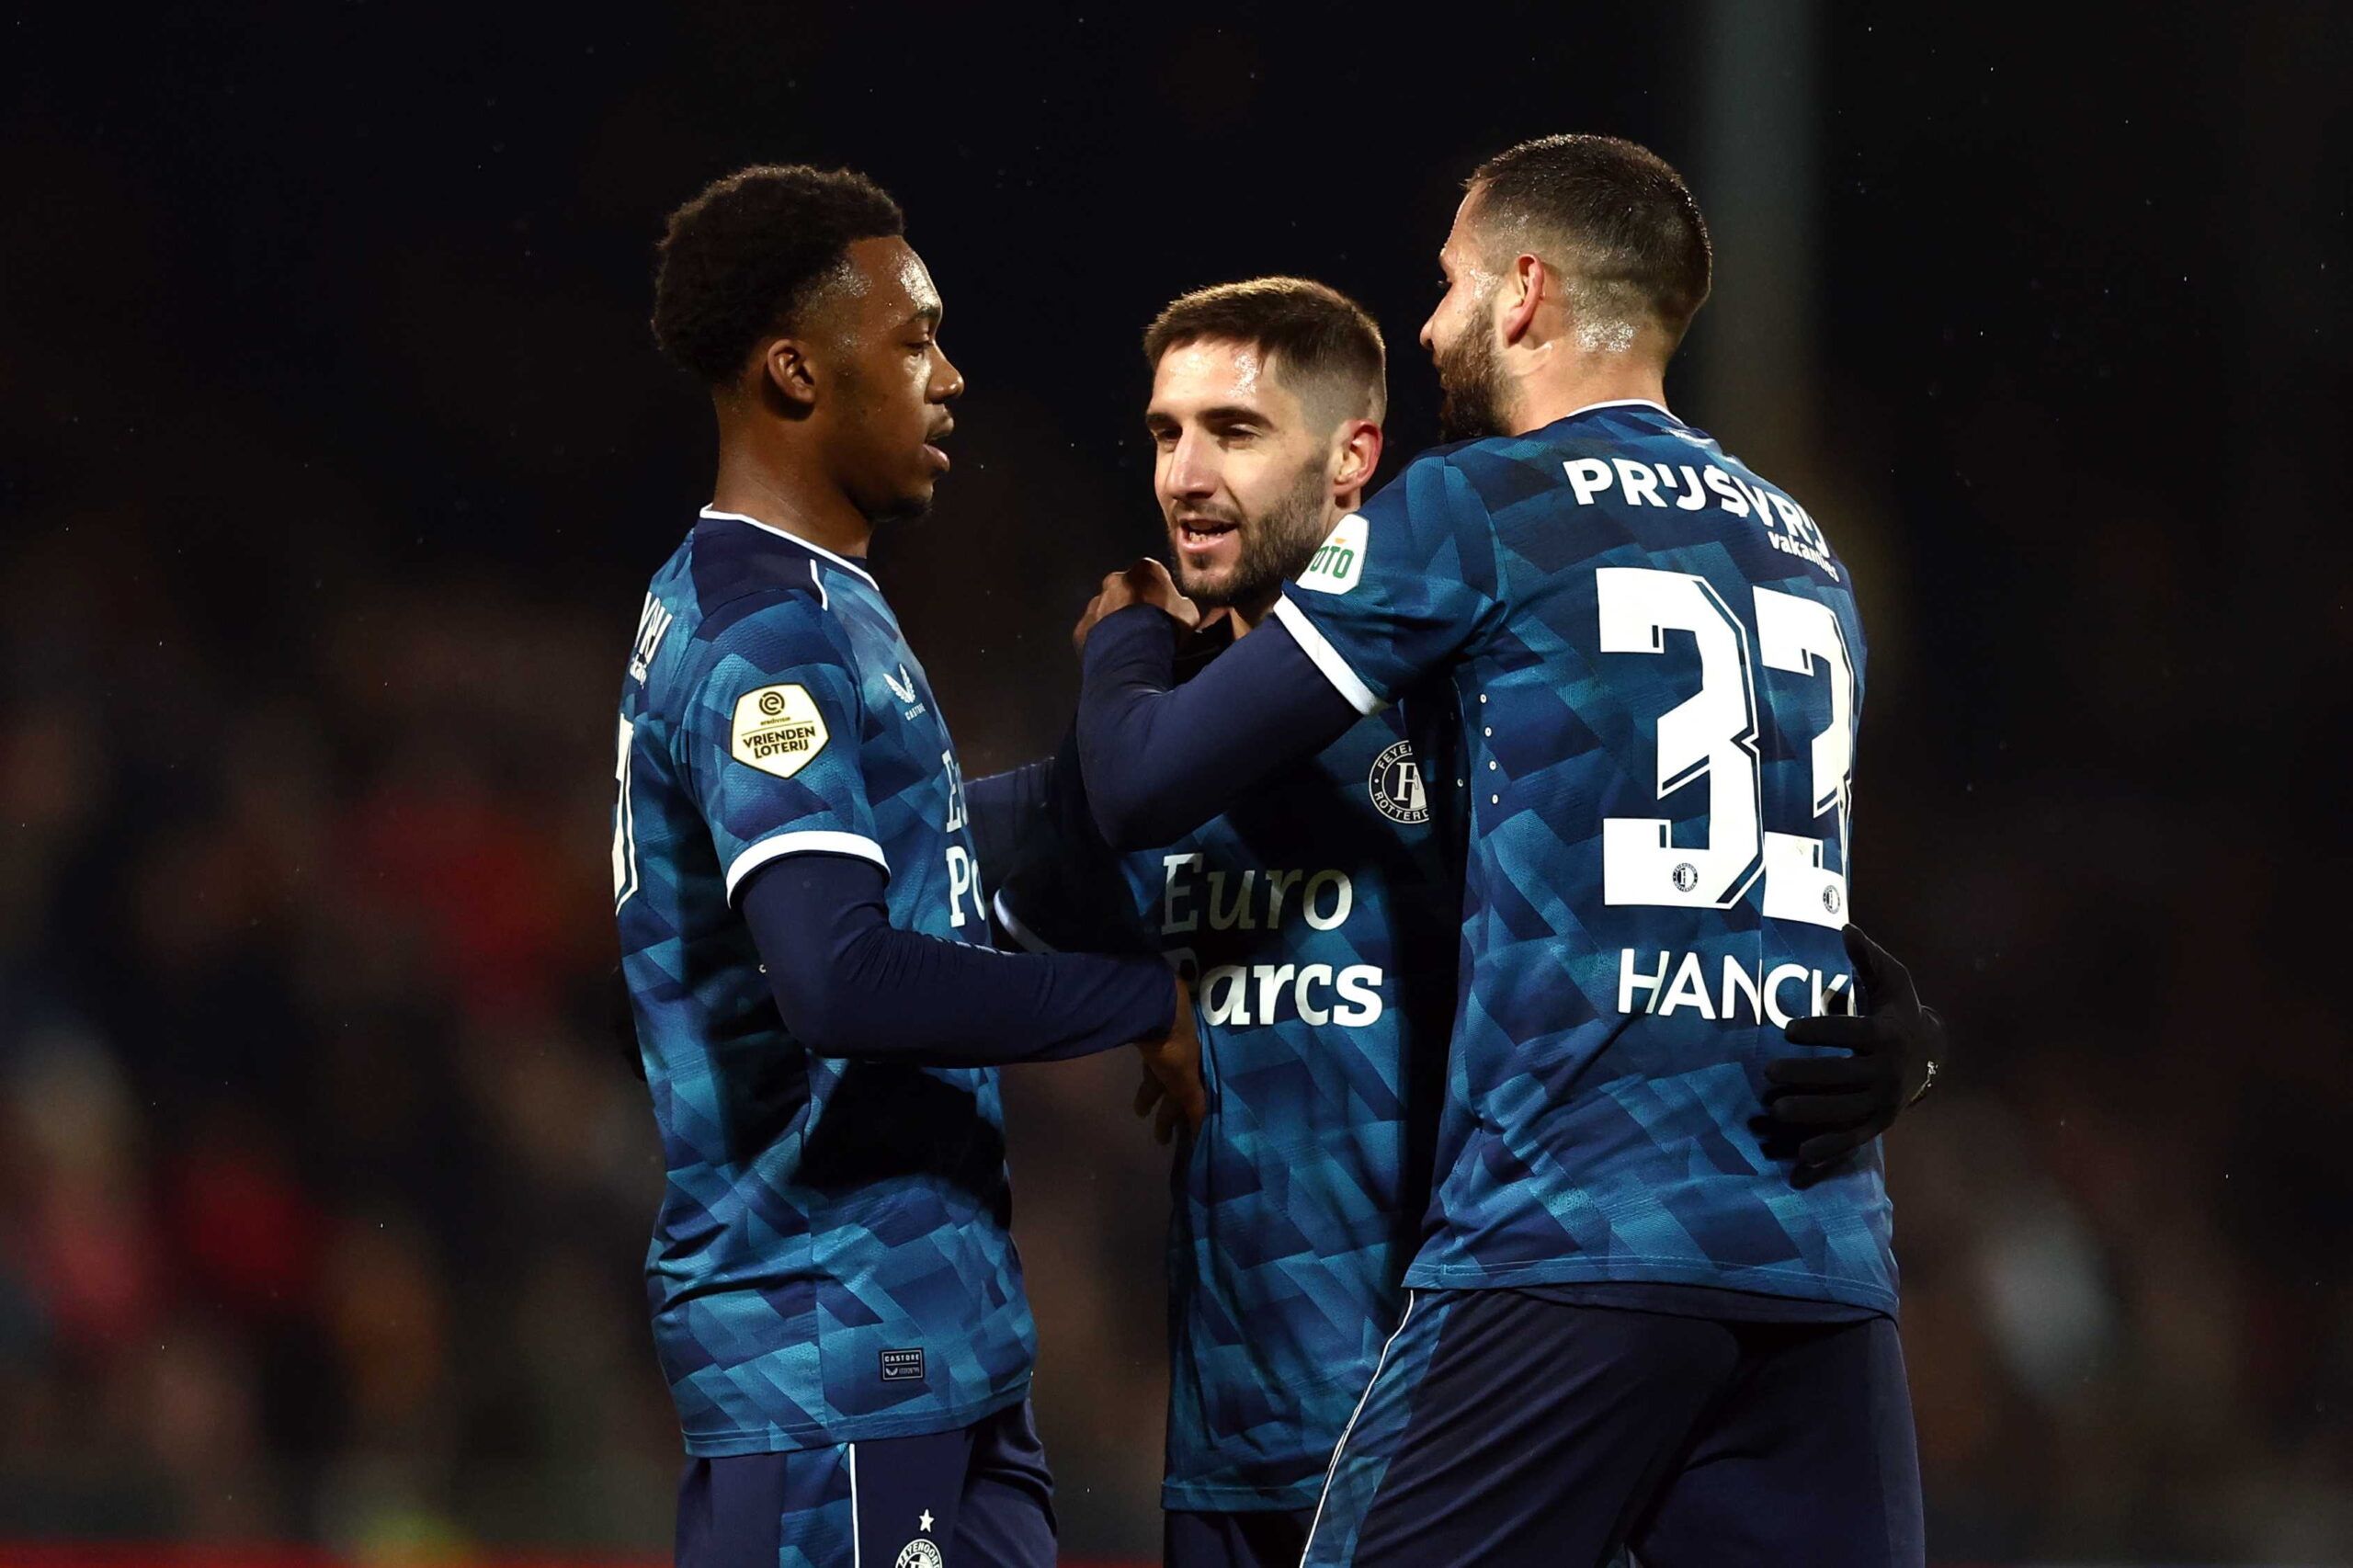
[700,506,881,592]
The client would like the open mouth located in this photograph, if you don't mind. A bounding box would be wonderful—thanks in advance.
[922,424,953,472]
[1176,517,1239,554]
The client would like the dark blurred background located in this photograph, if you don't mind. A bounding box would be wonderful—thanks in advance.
[2,3,2347,1562]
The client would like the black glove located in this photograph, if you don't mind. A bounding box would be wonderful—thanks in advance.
[1763,923,1943,1166]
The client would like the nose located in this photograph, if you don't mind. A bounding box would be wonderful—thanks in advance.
[1162,427,1218,500]
[932,346,964,403]
[1417,309,1439,357]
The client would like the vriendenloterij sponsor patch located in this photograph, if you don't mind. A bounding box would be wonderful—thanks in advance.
[730,684,829,778]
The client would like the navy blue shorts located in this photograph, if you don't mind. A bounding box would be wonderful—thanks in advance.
[1302,1290,1923,1568]
[676,1398,1055,1568]
[1164,1506,1314,1568]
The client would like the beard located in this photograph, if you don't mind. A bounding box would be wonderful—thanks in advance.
[1434,317,1512,442]
[1171,460,1333,610]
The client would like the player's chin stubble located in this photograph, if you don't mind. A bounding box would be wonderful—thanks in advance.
[1435,323,1511,443]
[1175,462,1331,610]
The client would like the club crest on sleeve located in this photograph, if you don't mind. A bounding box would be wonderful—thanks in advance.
[730,684,829,778]
[1295,512,1368,595]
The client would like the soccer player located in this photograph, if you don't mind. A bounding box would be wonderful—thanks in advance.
[1072,136,1938,1565]
[986,278,1461,1568]
[613,165,1202,1568]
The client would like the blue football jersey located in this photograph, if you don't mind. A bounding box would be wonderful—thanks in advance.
[996,648,1459,1511]
[614,506,1025,1456]
[1274,401,1893,1313]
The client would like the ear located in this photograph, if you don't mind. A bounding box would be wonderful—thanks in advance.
[1499,252,1545,347]
[1330,417,1383,505]
[758,336,820,413]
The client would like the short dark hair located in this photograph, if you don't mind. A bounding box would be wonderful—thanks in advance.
[1142,277,1387,425]
[1467,134,1712,351]
[651,165,905,386]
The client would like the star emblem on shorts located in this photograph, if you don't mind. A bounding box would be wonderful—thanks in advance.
[917,1509,934,1533]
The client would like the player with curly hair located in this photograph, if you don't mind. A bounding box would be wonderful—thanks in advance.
[615,164,1201,1568]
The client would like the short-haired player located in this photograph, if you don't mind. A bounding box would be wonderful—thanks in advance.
[991,278,1451,1568]
[1073,136,1942,1566]
[617,164,1200,1568]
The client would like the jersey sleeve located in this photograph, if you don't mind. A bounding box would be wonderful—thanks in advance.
[990,730,1157,959]
[740,851,1175,1065]
[1272,448,1506,710]
[672,591,881,901]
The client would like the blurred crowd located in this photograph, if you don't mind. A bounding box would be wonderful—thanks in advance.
[0,514,676,1550]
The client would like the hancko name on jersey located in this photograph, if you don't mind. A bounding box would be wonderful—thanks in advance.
[1619,948,1856,1027]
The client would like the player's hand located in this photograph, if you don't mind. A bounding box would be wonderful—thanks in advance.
[1763,923,1944,1167]
[1132,973,1205,1145]
[1073,558,1199,655]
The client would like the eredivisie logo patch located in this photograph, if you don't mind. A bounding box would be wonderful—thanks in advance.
[730,684,829,778]
[1295,513,1368,595]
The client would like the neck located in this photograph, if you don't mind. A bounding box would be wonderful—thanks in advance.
[710,403,874,559]
[1505,352,1669,437]
[1224,589,1279,639]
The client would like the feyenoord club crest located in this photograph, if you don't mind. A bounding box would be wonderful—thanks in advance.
[894,1539,945,1568]
[1368,740,1429,824]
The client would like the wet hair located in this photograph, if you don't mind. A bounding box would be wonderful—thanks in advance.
[1466,134,1712,352]
[1142,277,1387,426]
[651,164,904,386]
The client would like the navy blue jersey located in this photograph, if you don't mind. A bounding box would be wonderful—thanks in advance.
[996,648,1458,1512]
[1274,401,1892,1313]
[615,507,1027,1456]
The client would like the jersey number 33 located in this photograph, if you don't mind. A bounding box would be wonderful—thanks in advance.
[1597,565,1856,930]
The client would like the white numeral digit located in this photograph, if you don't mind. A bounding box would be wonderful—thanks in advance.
[1754,588,1856,928]
[1597,567,1763,908]
[612,716,640,910]
[1597,568,1857,925]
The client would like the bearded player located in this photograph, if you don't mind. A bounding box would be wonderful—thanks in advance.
[985,278,1459,1568]
[1071,137,1940,1566]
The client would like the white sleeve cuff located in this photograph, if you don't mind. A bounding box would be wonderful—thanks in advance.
[990,888,1058,954]
[725,830,889,902]
[1271,595,1387,717]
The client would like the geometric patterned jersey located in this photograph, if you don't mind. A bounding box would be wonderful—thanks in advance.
[995,643,1461,1511]
[613,506,1029,1456]
[1274,401,1896,1313]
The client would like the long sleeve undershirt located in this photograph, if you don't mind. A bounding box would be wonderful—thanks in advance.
[738,851,1174,1065]
[1075,605,1362,850]
[964,756,1054,883]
